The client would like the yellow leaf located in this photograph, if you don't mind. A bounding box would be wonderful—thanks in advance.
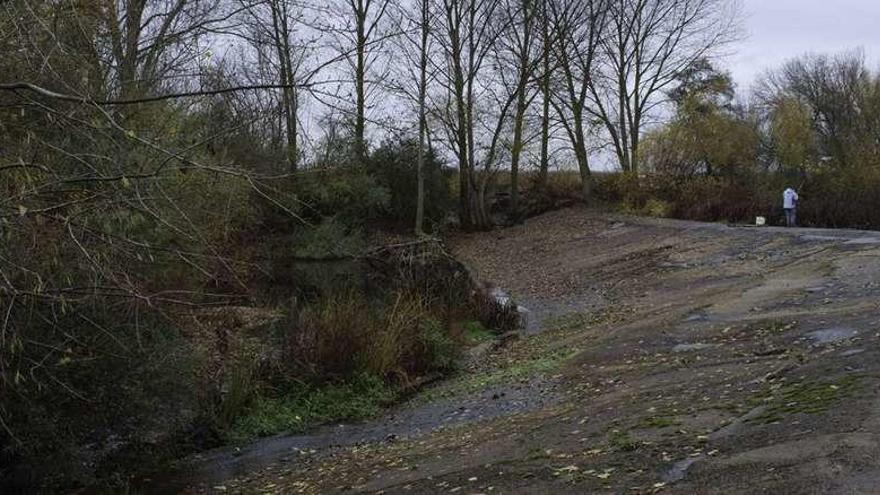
[17,205,27,216]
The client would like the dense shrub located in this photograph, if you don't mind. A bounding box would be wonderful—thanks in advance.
[596,173,767,223]
[798,166,880,229]
[367,139,455,229]
[282,289,460,383]
[293,166,391,226]
[595,168,880,229]
[290,218,366,259]
[0,303,198,488]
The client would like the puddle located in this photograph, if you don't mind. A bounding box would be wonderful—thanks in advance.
[844,237,880,245]
[684,313,709,322]
[842,348,865,357]
[807,327,859,345]
[673,343,716,353]
[799,234,880,245]
[800,235,847,243]
[490,287,539,334]
[663,456,700,483]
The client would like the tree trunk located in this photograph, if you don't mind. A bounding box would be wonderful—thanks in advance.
[414,0,429,236]
[572,105,592,203]
[354,0,367,160]
[577,146,593,203]
[538,21,551,193]
[510,88,528,222]
[579,164,593,202]
[452,51,472,230]
[270,0,298,172]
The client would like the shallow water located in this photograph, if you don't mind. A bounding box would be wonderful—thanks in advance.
[663,456,700,483]
[807,327,859,345]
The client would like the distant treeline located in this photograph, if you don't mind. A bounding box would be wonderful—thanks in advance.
[596,51,880,230]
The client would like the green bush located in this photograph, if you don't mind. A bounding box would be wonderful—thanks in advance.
[421,317,460,372]
[291,218,365,259]
[644,199,672,218]
[229,374,393,441]
[595,173,767,224]
[294,167,390,226]
[367,138,454,228]
[0,303,198,488]
[798,165,880,229]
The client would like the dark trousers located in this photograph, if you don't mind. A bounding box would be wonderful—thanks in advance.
[784,208,797,227]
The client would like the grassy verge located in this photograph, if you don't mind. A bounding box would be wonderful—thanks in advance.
[419,348,579,402]
[746,374,863,424]
[464,320,496,344]
[416,308,629,403]
[221,319,504,444]
[227,374,395,443]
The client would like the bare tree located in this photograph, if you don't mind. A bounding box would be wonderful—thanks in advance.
[546,0,608,201]
[535,0,554,192]
[239,0,313,172]
[390,0,435,234]
[432,0,509,230]
[590,0,742,174]
[496,0,541,220]
[98,0,239,100]
[414,0,432,235]
[329,0,395,159]
[756,51,877,167]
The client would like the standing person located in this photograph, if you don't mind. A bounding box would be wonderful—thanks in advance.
[783,187,799,227]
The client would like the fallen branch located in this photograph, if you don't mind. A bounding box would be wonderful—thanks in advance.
[0,81,312,106]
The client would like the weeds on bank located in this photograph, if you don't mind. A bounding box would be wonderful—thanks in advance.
[418,347,579,402]
[212,290,463,442]
[746,375,863,424]
[215,282,521,443]
[636,416,682,429]
[417,308,628,403]
[464,320,495,344]
[228,374,395,442]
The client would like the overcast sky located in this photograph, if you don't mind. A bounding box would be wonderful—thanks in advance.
[727,0,880,93]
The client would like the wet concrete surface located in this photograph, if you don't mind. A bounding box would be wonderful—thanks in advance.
[139,365,562,493]
[147,209,880,494]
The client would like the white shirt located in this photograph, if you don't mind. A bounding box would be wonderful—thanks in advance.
[783,188,799,209]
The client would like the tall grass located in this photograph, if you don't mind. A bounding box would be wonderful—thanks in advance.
[212,288,465,443]
[283,289,461,385]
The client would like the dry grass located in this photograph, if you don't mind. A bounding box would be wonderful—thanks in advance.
[283,290,459,384]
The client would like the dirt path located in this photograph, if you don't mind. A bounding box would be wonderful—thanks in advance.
[180,208,880,494]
